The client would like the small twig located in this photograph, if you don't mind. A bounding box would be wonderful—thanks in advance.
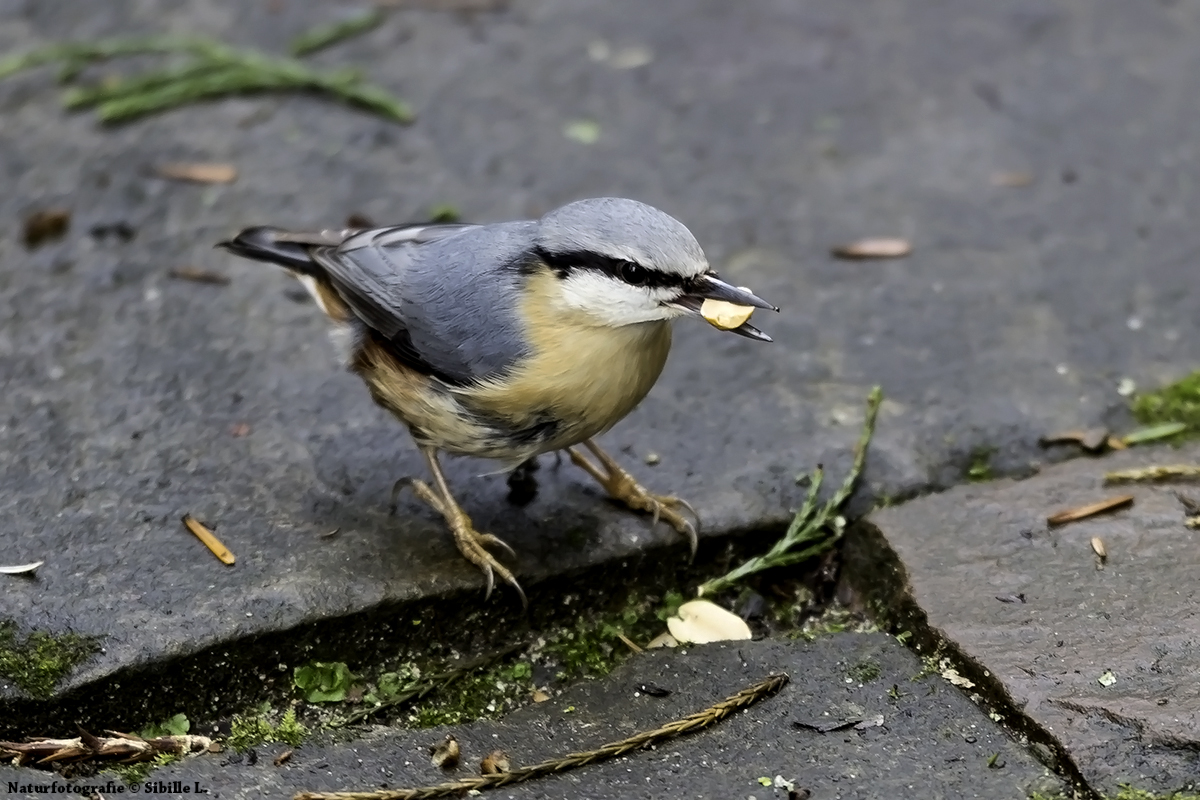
[615,633,644,654]
[0,730,212,766]
[698,387,882,596]
[296,673,789,800]
[330,642,526,728]
[1104,465,1200,484]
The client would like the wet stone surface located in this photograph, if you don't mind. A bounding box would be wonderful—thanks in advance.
[846,443,1200,795]
[0,0,1198,795]
[1,635,1066,800]
[3,0,1200,714]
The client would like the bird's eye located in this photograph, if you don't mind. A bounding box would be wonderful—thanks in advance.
[619,261,649,286]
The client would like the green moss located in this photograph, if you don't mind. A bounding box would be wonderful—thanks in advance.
[274,707,308,746]
[140,712,190,738]
[228,706,308,751]
[407,597,661,728]
[0,620,101,698]
[967,447,995,482]
[655,590,685,622]
[846,659,881,683]
[1111,787,1200,800]
[546,608,641,682]
[108,752,180,785]
[793,604,876,641]
[1132,370,1200,442]
[911,654,941,682]
[1031,786,1200,800]
[409,659,534,728]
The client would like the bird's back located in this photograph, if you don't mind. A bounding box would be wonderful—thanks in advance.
[318,221,537,386]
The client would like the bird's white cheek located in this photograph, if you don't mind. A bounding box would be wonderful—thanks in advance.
[557,273,674,326]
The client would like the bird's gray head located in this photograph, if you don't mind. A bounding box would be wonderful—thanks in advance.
[533,198,776,336]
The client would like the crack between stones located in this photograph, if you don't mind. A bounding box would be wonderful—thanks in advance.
[842,518,1104,800]
[1,523,791,742]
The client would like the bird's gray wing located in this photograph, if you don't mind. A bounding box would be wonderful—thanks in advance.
[309,223,476,338]
[309,221,533,385]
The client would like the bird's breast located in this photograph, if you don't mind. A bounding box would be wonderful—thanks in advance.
[462,318,672,449]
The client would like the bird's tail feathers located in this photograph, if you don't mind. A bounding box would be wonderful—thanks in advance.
[217,226,328,274]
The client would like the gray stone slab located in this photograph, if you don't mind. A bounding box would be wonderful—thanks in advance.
[845,443,1200,795]
[1,0,1199,721]
[0,635,1066,799]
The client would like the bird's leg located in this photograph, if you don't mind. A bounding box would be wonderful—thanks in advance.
[396,446,526,606]
[568,439,699,558]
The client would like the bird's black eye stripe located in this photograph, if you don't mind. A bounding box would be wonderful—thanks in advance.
[534,247,681,289]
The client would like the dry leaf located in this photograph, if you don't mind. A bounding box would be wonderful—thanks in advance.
[0,561,44,575]
[700,298,755,330]
[157,162,238,184]
[609,46,654,69]
[993,170,1032,185]
[1046,495,1134,527]
[831,238,911,260]
[1090,537,1107,561]
[273,749,293,766]
[562,120,600,144]
[430,735,460,770]
[182,514,236,565]
[23,208,70,248]
[1097,670,1116,687]
[1039,428,1109,453]
[531,689,551,703]
[1105,465,1200,483]
[666,599,752,644]
[941,668,975,688]
[480,749,510,775]
[169,266,231,285]
[645,632,678,649]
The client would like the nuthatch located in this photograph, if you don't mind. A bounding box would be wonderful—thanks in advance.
[219,197,777,604]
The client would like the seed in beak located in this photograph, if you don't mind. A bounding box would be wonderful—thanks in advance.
[700,297,756,330]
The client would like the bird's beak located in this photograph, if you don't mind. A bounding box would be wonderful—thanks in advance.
[668,274,778,342]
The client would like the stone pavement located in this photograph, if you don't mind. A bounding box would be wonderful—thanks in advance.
[1,0,1198,797]
[2,636,1066,800]
[845,442,1200,796]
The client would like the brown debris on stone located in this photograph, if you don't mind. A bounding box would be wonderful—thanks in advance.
[1046,495,1133,527]
[23,208,70,248]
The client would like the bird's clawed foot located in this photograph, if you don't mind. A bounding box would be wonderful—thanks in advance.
[568,439,700,558]
[394,450,527,607]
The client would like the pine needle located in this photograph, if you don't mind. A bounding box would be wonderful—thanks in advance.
[0,21,412,124]
[698,386,883,597]
[290,10,386,57]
